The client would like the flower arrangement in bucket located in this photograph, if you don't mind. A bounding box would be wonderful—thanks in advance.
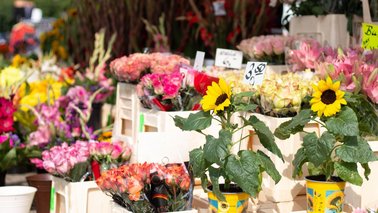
[110,52,189,83]
[136,66,206,111]
[274,77,378,213]
[96,163,192,212]
[173,79,283,211]
[237,35,296,65]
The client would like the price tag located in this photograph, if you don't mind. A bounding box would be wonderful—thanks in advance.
[362,23,378,50]
[179,67,188,87]
[214,48,243,69]
[243,62,267,86]
[213,0,226,16]
[193,51,205,71]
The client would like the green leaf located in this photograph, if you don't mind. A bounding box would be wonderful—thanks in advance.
[69,161,90,182]
[274,109,312,140]
[303,132,334,167]
[361,163,371,180]
[257,150,281,183]
[173,115,186,129]
[200,173,209,192]
[225,151,261,197]
[208,167,225,201]
[183,111,212,131]
[234,103,257,112]
[326,107,359,136]
[292,147,308,178]
[336,136,377,164]
[246,116,283,160]
[334,162,363,186]
[189,148,207,177]
[0,147,17,170]
[203,129,232,164]
[233,91,255,99]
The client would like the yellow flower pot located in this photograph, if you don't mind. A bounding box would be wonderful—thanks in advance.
[306,176,346,213]
[208,190,249,213]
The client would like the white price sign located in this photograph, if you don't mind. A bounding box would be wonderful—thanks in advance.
[214,48,243,69]
[243,62,267,86]
[193,51,205,71]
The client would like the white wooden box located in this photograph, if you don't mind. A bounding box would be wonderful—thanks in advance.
[51,177,111,213]
[289,15,349,48]
[114,82,140,144]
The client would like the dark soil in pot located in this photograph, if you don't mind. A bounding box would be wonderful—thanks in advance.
[208,184,244,193]
[306,175,344,182]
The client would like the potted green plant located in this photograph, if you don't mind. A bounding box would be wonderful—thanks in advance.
[274,77,377,213]
[173,78,283,212]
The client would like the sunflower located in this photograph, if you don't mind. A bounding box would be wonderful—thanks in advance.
[200,78,232,114]
[310,77,347,117]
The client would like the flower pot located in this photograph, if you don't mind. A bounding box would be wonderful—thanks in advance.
[0,170,6,186]
[305,175,346,213]
[0,186,37,213]
[207,185,249,213]
[26,173,52,213]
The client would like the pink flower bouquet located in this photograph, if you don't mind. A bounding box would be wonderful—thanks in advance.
[136,68,202,111]
[89,140,132,178]
[237,35,296,65]
[96,163,192,212]
[35,141,90,182]
[110,53,189,83]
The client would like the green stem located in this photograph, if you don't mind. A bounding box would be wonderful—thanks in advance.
[232,134,250,146]
[224,179,231,191]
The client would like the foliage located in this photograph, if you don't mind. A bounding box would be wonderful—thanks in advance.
[173,80,282,200]
[274,92,377,185]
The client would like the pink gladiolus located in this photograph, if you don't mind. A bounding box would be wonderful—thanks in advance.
[28,125,51,147]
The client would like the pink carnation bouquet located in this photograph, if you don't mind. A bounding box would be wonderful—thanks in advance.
[96,163,192,212]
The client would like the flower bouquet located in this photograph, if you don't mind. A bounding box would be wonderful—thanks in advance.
[136,68,203,111]
[96,163,193,212]
[89,140,132,179]
[39,141,90,182]
[252,71,318,117]
[237,35,296,65]
[110,52,189,83]
[274,77,377,212]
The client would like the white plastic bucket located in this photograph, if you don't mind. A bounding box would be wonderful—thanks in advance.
[0,186,37,213]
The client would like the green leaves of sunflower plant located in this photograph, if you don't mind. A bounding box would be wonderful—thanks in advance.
[173,111,212,132]
[276,104,377,186]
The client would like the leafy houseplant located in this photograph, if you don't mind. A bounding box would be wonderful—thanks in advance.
[274,77,377,212]
[173,78,283,201]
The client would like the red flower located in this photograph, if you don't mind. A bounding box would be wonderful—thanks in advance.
[199,27,214,47]
[194,72,219,95]
[0,97,15,134]
[186,11,199,27]
[226,26,241,44]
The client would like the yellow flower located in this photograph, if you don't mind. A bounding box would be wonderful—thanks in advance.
[98,131,112,142]
[200,78,232,114]
[310,77,347,117]
[0,66,23,86]
[17,76,63,111]
[11,55,27,68]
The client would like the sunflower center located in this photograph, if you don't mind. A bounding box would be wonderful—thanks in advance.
[321,89,336,105]
[215,93,228,106]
